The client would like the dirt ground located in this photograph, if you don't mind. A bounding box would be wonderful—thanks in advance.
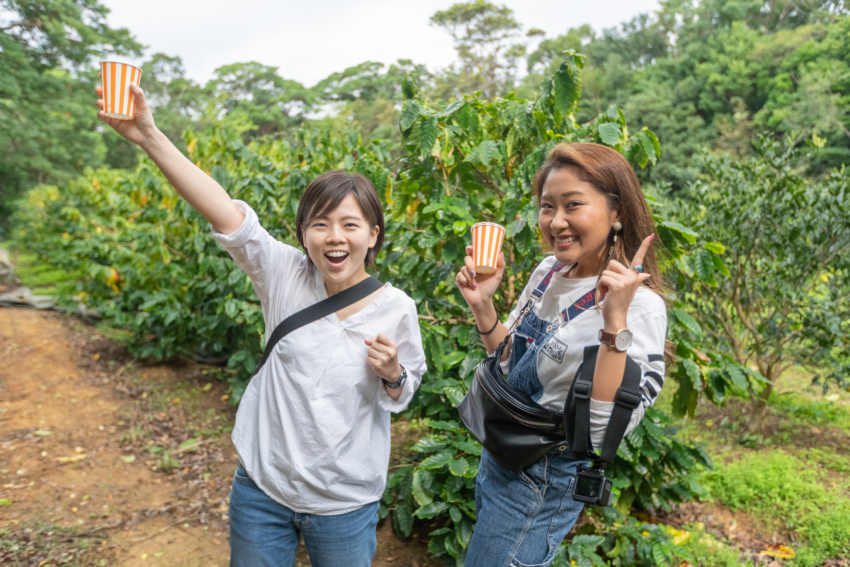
[0,307,433,566]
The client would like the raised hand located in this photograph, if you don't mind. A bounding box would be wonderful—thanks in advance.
[597,234,654,327]
[95,84,157,149]
[364,333,401,382]
[455,245,506,309]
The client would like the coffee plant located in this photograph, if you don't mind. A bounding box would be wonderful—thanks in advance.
[12,54,748,565]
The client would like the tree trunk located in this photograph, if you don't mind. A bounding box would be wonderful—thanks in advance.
[748,380,775,434]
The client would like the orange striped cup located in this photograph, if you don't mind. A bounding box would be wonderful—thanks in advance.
[471,222,505,274]
[100,61,143,120]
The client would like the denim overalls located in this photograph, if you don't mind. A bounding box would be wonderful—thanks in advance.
[466,263,594,567]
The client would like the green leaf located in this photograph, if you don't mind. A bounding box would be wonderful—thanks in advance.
[411,470,434,506]
[420,451,454,469]
[703,241,726,254]
[553,60,581,115]
[400,101,420,131]
[392,504,414,539]
[448,456,469,476]
[672,308,702,339]
[598,123,622,146]
[436,99,466,118]
[419,117,439,156]
[411,436,448,452]
[402,75,416,99]
[725,364,750,391]
[414,501,450,519]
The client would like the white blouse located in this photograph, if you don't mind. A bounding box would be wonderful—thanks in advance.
[213,201,427,515]
[502,256,668,450]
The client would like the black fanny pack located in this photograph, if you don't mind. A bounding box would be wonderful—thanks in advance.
[458,262,643,473]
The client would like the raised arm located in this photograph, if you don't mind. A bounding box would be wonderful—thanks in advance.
[95,84,244,235]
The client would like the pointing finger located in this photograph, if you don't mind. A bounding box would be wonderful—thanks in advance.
[629,234,655,269]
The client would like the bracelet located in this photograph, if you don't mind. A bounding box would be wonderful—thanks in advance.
[476,318,499,336]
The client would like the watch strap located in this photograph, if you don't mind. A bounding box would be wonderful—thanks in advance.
[382,366,407,389]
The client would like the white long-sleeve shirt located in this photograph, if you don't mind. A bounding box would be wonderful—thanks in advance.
[213,201,427,515]
[501,256,668,450]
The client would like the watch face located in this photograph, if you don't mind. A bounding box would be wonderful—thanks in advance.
[615,329,633,351]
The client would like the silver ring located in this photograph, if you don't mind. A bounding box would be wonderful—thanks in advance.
[630,265,643,273]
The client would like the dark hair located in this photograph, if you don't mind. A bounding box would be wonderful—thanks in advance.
[533,142,668,299]
[295,171,385,267]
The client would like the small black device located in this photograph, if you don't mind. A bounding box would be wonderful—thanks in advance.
[572,464,613,506]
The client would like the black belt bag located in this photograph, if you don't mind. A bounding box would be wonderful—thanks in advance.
[459,334,565,471]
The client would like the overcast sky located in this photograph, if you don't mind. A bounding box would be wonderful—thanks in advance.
[102,0,660,87]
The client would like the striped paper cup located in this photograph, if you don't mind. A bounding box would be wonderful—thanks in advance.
[100,61,143,120]
[471,222,505,274]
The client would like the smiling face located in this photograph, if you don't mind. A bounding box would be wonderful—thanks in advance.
[303,192,380,291]
[538,166,620,278]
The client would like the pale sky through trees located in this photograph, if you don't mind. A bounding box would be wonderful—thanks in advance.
[103,0,660,86]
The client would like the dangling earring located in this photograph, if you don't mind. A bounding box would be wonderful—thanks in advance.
[612,221,623,243]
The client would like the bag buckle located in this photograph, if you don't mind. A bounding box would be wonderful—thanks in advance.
[614,387,641,410]
[573,380,592,400]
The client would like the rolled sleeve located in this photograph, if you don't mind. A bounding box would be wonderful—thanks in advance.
[377,299,427,413]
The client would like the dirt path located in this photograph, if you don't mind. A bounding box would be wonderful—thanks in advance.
[0,308,432,566]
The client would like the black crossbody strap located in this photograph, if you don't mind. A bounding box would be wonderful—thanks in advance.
[568,345,643,463]
[599,355,642,462]
[253,277,384,375]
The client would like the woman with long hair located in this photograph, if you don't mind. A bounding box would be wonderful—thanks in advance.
[455,142,668,567]
[95,83,427,567]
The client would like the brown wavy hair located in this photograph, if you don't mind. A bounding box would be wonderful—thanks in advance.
[533,142,668,299]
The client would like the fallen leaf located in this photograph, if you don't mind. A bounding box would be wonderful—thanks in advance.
[34,430,52,436]
[121,455,136,463]
[92,353,100,360]
[0,499,11,506]
[71,507,78,513]
[221,394,230,401]
[172,398,180,404]
[55,454,86,463]
[141,553,147,559]
[202,383,212,391]
[74,446,84,453]
[212,539,221,545]
[760,545,796,559]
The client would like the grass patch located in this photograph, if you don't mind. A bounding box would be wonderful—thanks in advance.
[704,450,850,565]
[2,243,79,294]
[678,526,753,567]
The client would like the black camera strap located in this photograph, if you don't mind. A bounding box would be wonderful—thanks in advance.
[252,276,384,377]
[568,345,643,464]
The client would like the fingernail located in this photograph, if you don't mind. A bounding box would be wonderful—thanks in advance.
[470,270,476,278]
[651,234,656,241]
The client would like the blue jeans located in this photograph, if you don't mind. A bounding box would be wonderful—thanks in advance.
[466,447,586,567]
[465,309,586,567]
[229,462,379,567]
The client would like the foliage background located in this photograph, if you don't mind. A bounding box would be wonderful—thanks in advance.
[3,0,850,564]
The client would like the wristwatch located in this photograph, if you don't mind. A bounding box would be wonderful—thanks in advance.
[598,328,633,352]
[382,366,408,390]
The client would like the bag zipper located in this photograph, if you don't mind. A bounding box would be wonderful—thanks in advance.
[476,374,562,430]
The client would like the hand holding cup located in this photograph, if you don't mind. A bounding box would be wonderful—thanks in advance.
[455,222,506,310]
[95,62,156,149]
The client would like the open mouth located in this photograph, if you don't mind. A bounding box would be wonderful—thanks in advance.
[324,251,350,267]
[553,234,579,248]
